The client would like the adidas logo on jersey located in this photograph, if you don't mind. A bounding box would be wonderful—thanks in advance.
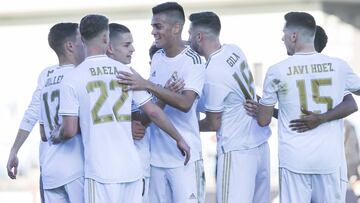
[189,193,197,200]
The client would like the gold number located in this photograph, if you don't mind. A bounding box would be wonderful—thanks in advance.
[110,80,130,121]
[42,90,60,130]
[296,78,333,115]
[86,80,130,125]
[233,61,255,100]
[312,79,333,110]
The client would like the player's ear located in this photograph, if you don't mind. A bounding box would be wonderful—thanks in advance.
[64,41,74,54]
[107,43,114,55]
[172,23,182,35]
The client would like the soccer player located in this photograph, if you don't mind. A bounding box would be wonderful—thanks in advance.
[6,22,85,203]
[288,25,358,202]
[51,14,190,203]
[106,22,150,203]
[118,2,206,202]
[188,11,272,202]
[39,22,85,203]
[256,12,360,202]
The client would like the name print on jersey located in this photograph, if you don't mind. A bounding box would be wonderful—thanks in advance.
[226,53,240,67]
[89,66,122,76]
[286,63,334,76]
[45,75,64,87]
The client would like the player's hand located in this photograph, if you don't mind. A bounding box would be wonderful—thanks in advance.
[176,139,191,165]
[7,151,19,179]
[117,67,150,91]
[132,120,146,140]
[244,99,258,117]
[50,125,62,144]
[289,108,323,133]
[165,78,185,94]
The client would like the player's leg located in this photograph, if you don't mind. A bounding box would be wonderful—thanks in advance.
[195,159,206,203]
[311,172,342,202]
[253,142,271,203]
[279,168,311,203]
[44,186,69,203]
[64,177,84,203]
[216,150,257,203]
[167,161,199,203]
[149,166,168,203]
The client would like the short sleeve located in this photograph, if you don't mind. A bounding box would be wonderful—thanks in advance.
[259,66,280,106]
[203,82,228,112]
[19,68,47,131]
[132,90,152,108]
[58,82,79,116]
[342,61,360,92]
[182,62,206,97]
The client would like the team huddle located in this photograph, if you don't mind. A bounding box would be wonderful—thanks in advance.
[6,1,360,203]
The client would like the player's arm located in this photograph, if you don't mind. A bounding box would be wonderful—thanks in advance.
[7,70,45,179]
[6,129,31,179]
[289,94,358,133]
[50,116,79,144]
[199,111,222,132]
[118,68,196,113]
[140,101,190,165]
[256,104,274,127]
[244,98,279,119]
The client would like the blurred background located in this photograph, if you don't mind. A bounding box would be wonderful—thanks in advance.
[1,0,360,202]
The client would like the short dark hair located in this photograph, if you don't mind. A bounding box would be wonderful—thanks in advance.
[284,12,316,35]
[48,22,78,56]
[152,2,185,24]
[80,14,109,41]
[189,11,221,36]
[149,44,161,59]
[109,23,131,39]
[314,25,328,53]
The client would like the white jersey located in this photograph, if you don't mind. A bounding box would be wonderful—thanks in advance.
[19,67,51,132]
[134,131,150,178]
[59,55,152,183]
[149,47,205,168]
[39,64,84,189]
[203,44,271,154]
[19,65,56,169]
[260,52,360,174]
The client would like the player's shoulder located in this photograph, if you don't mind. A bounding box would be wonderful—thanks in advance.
[183,47,203,65]
[151,49,165,61]
[37,64,61,81]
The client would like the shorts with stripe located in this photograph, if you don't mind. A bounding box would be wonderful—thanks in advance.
[149,160,205,203]
[85,178,142,203]
[44,177,84,203]
[217,142,270,203]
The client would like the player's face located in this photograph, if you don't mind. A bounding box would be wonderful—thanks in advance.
[108,32,135,65]
[151,13,174,49]
[74,29,85,65]
[188,24,202,55]
[282,25,295,56]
